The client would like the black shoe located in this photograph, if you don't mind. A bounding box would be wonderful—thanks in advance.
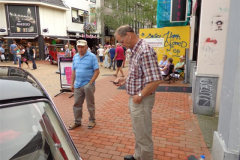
[124,155,136,160]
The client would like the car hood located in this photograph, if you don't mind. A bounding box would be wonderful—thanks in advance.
[0,76,46,101]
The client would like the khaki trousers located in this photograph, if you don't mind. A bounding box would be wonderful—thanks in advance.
[73,83,95,124]
[129,94,155,160]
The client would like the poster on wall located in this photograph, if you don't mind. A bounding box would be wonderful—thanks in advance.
[139,26,190,64]
[144,38,164,48]
[59,57,73,89]
[213,17,225,31]
[8,5,37,33]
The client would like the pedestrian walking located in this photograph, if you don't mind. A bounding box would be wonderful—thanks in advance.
[97,46,104,67]
[10,40,17,65]
[71,45,76,57]
[113,43,124,77]
[68,40,100,130]
[0,45,7,62]
[20,45,30,69]
[28,42,37,70]
[104,45,110,68]
[109,45,116,70]
[114,25,162,160]
[65,45,70,57]
[16,45,22,68]
[45,43,50,61]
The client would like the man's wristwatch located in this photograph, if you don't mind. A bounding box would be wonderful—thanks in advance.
[138,93,143,98]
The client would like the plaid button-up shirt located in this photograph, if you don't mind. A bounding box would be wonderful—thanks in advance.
[126,39,162,96]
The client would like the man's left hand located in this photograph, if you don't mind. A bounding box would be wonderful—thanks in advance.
[88,81,94,85]
[133,95,143,104]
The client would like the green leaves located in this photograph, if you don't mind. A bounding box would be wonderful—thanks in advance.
[96,0,157,31]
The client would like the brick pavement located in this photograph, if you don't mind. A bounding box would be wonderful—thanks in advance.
[53,74,211,160]
[1,60,211,160]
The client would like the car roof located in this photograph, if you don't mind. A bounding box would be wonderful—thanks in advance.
[0,66,48,102]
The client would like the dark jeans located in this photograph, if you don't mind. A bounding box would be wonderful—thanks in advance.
[1,53,7,62]
[109,58,116,70]
[13,53,17,64]
[30,56,37,69]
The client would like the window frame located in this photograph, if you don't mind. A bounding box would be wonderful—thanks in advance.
[71,7,89,24]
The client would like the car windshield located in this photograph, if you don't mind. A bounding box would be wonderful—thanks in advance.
[0,101,79,160]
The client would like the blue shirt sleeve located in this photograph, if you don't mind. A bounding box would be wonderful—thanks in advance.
[92,54,99,70]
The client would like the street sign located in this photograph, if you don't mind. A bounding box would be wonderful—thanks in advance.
[144,38,164,48]
[170,0,188,22]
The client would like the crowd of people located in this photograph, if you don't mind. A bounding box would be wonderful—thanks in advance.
[159,55,185,80]
[0,41,37,70]
[94,43,129,77]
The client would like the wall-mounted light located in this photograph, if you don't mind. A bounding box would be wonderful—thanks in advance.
[42,28,49,33]
[0,28,7,33]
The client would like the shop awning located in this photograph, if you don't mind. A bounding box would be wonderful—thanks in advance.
[3,35,38,39]
[57,38,76,41]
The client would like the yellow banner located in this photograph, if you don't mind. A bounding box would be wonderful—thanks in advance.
[139,26,190,64]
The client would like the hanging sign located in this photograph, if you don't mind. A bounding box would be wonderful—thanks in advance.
[170,0,188,22]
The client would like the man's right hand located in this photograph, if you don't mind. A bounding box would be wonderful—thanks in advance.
[114,77,127,86]
[70,85,74,92]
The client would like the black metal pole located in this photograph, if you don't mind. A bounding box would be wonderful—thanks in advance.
[84,29,86,40]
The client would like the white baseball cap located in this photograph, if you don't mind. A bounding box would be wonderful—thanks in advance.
[76,40,87,46]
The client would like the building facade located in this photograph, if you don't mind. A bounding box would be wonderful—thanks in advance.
[65,0,102,50]
[0,0,69,60]
[189,0,231,116]
[0,0,103,60]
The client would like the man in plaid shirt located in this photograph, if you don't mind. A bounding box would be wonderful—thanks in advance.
[114,25,162,160]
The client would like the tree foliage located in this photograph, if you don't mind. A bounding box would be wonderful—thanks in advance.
[96,0,157,32]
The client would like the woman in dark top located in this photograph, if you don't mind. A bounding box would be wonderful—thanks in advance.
[160,58,173,80]
[20,45,30,69]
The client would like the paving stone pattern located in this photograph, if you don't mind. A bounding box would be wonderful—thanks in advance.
[0,61,212,160]
[53,75,212,160]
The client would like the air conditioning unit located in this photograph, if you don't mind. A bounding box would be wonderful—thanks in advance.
[42,28,49,33]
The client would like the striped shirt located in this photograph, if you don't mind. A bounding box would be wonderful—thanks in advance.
[126,39,162,96]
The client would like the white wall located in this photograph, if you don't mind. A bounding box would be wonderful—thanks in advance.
[0,4,8,35]
[64,0,102,34]
[197,0,231,114]
[39,6,67,36]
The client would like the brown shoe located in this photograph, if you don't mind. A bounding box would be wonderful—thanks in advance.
[88,121,96,129]
[68,123,81,130]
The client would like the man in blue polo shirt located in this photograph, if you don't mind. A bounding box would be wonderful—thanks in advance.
[10,40,17,65]
[69,40,100,130]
